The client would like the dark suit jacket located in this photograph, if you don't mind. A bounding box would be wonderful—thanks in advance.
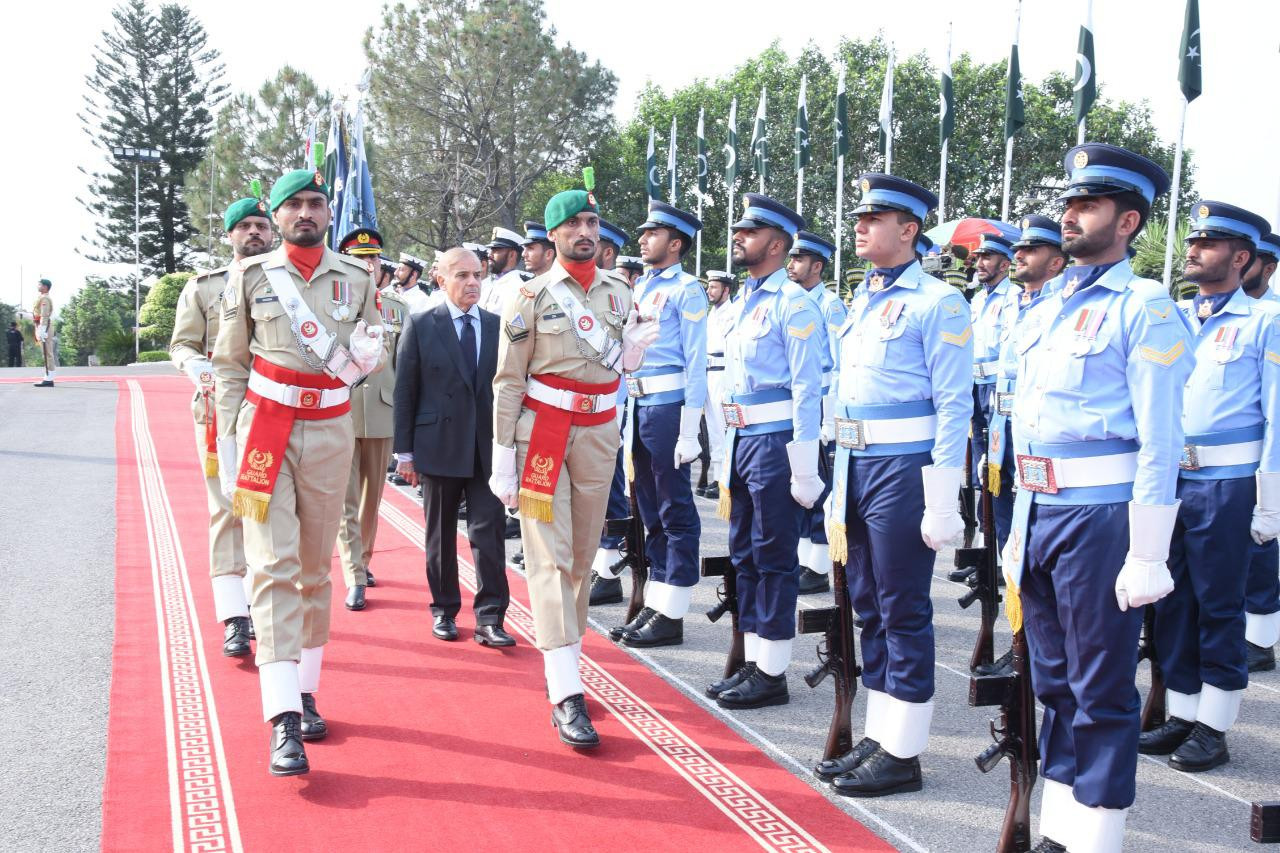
[393,301,499,479]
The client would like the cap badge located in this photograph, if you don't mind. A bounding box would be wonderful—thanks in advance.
[357,232,370,244]
[313,171,324,186]
[1021,217,1030,229]
[860,179,871,194]
[586,192,597,207]
[256,201,267,212]
[1073,151,1089,169]
[1197,204,1210,220]
[1197,300,1212,319]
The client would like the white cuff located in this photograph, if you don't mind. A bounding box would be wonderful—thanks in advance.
[1039,778,1074,849]
[211,575,249,622]
[259,660,302,721]
[921,465,964,510]
[786,438,820,480]
[299,646,324,694]
[1128,501,1180,562]
[544,644,583,705]
[1259,470,1280,510]
[878,696,933,759]
[1246,611,1280,647]
[647,581,693,620]
[1197,684,1242,732]
[492,442,516,477]
[1167,689,1200,721]
[755,637,793,676]
[863,688,889,743]
[679,406,703,439]
[1068,800,1127,853]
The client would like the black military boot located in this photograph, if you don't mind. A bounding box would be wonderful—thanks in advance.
[505,515,522,539]
[798,567,830,595]
[1030,839,1067,853]
[222,617,251,657]
[1247,641,1276,673]
[551,693,600,749]
[620,611,683,648]
[716,668,789,709]
[510,550,524,566]
[814,737,881,781]
[702,482,719,501]
[300,693,327,741]
[268,712,309,776]
[830,746,922,797]
[706,662,756,699]
[1138,716,1194,755]
[948,564,978,583]
[365,569,377,588]
[974,647,1013,677]
[589,571,624,606]
[1169,722,1229,772]
[345,585,366,611]
[609,607,655,642]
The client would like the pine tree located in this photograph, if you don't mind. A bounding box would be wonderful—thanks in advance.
[79,0,226,276]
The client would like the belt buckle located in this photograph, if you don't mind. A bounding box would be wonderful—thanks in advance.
[721,403,747,429]
[1179,444,1201,471]
[296,388,322,410]
[996,392,1015,416]
[625,376,644,397]
[570,392,599,414]
[835,417,867,450]
[973,363,986,381]
[1016,454,1058,494]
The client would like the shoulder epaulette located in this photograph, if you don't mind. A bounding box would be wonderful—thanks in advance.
[336,253,372,273]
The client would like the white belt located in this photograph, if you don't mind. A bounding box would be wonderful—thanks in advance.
[1015,451,1137,494]
[822,369,834,387]
[626,371,683,398]
[974,360,1000,379]
[708,353,726,370]
[248,370,350,409]
[834,414,936,450]
[1181,440,1263,471]
[527,376,617,414]
[721,399,793,429]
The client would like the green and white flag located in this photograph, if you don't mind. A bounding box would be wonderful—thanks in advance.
[1004,38,1025,139]
[724,97,738,189]
[1179,0,1202,102]
[1073,0,1096,125]
[939,33,954,146]
[646,125,659,201]
[696,108,708,198]
[835,65,849,163]
[878,47,895,160]
[795,76,810,171]
[750,88,767,189]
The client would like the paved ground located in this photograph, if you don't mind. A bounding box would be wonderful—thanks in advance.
[3,364,1276,852]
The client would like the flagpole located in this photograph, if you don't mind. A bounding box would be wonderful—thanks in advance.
[696,191,703,277]
[939,139,948,225]
[1002,2,1023,222]
[1162,99,1188,290]
[727,189,734,275]
[835,154,844,282]
[668,117,678,204]
[1077,119,1086,145]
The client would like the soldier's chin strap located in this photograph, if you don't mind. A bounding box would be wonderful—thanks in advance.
[262,264,366,386]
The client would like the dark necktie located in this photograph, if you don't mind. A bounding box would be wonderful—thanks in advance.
[459,312,477,385]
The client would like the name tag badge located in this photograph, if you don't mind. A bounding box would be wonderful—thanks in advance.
[254,295,280,304]
[542,311,567,321]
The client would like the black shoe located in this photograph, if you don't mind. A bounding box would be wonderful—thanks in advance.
[33,379,54,388]
[474,624,516,647]
[1138,716,1195,755]
[505,517,522,539]
[948,564,978,583]
[390,474,410,486]
[457,499,468,521]
[974,647,1013,677]
[222,616,251,657]
[620,612,683,648]
[345,585,366,611]
[814,737,881,781]
[695,484,708,498]
[433,615,458,641]
[1030,839,1068,853]
[510,550,524,566]
[1248,641,1277,673]
[268,712,309,776]
[589,572,624,605]
[300,693,327,741]
[365,570,377,588]
[702,483,719,501]
[609,606,655,642]
[706,662,756,699]
[1169,722,1229,772]
[551,693,600,749]
[798,567,830,595]
[831,747,922,797]
[716,668,789,709]
[248,618,255,640]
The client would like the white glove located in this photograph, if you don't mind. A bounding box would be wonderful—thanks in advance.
[920,465,966,550]
[348,320,385,374]
[820,394,836,444]
[786,438,824,509]
[217,436,240,500]
[1115,501,1178,611]
[488,442,519,509]
[183,357,215,389]
[34,327,46,343]
[1251,471,1280,545]
[674,406,703,467]
[622,308,660,371]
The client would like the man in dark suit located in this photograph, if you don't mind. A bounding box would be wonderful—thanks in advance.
[394,247,514,647]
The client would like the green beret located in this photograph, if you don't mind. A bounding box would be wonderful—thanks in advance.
[224,197,270,231]
[544,189,599,232]
[269,168,330,212]
[38,278,51,287]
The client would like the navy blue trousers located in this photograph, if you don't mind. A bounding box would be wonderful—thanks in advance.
[1156,476,1252,694]
[800,442,834,546]
[633,402,701,587]
[599,444,627,549]
[1246,538,1280,616]
[1021,502,1141,809]
[728,431,802,640]
[842,451,936,703]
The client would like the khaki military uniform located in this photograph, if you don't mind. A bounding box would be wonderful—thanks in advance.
[493,262,632,651]
[170,267,248,621]
[213,246,384,674]
[337,286,407,588]
[33,293,56,373]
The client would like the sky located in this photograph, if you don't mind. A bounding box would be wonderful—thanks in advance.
[2,0,1276,311]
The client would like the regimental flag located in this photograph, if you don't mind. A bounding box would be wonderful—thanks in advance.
[795,75,810,171]
[724,98,738,188]
[696,107,708,198]
[338,102,377,239]
[835,65,849,163]
[646,125,659,201]
[1073,1,1097,124]
[323,108,347,250]
[939,33,954,146]
[1005,39,1025,139]
[1179,0,1202,102]
[668,116,678,204]
[750,88,767,185]
[878,47,895,156]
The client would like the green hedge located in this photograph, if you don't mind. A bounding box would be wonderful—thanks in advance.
[136,350,171,363]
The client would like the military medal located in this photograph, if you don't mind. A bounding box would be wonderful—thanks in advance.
[1213,325,1238,363]
[331,280,351,321]
[1197,299,1213,320]
[1072,307,1105,355]
[878,300,905,339]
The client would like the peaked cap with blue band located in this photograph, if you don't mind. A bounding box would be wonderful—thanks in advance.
[1057,143,1171,207]
[522,220,552,246]
[638,201,702,241]
[789,230,835,261]
[1012,214,1063,249]
[1185,199,1271,248]
[1257,233,1280,261]
[916,234,936,257]
[731,192,805,235]
[974,233,1015,260]
[851,173,938,223]
[615,255,644,272]
[598,218,629,249]
[223,197,270,232]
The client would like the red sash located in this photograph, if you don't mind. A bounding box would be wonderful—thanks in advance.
[518,373,619,522]
[233,357,350,522]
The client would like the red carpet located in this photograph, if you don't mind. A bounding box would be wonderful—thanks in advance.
[102,376,894,852]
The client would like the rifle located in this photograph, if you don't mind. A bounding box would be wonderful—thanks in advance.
[703,556,744,679]
[971,627,1038,853]
[960,441,979,548]
[958,427,999,672]
[799,558,859,762]
[1139,604,1167,730]
[623,480,649,625]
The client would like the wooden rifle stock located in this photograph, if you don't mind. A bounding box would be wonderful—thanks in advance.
[1139,604,1167,730]
[971,628,1037,853]
[702,556,744,679]
[798,559,859,762]
[959,427,999,672]
[624,481,649,625]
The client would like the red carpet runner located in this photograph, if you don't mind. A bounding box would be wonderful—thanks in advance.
[102,376,894,852]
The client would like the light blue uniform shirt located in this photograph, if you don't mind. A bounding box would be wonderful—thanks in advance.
[723,267,824,442]
[972,275,1016,385]
[633,263,709,408]
[833,260,974,468]
[1011,260,1195,506]
[796,282,848,387]
[1181,286,1280,480]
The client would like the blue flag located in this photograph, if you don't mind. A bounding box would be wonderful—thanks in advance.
[339,103,378,243]
[324,109,347,250]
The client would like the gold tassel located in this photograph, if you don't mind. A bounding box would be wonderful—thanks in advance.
[828,522,848,565]
[232,489,270,522]
[204,452,219,478]
[624,453,634,484]
[988,462,1002,497]
[518,488,554,523]
[716,482,732,521]
[1004,577,1023,634]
